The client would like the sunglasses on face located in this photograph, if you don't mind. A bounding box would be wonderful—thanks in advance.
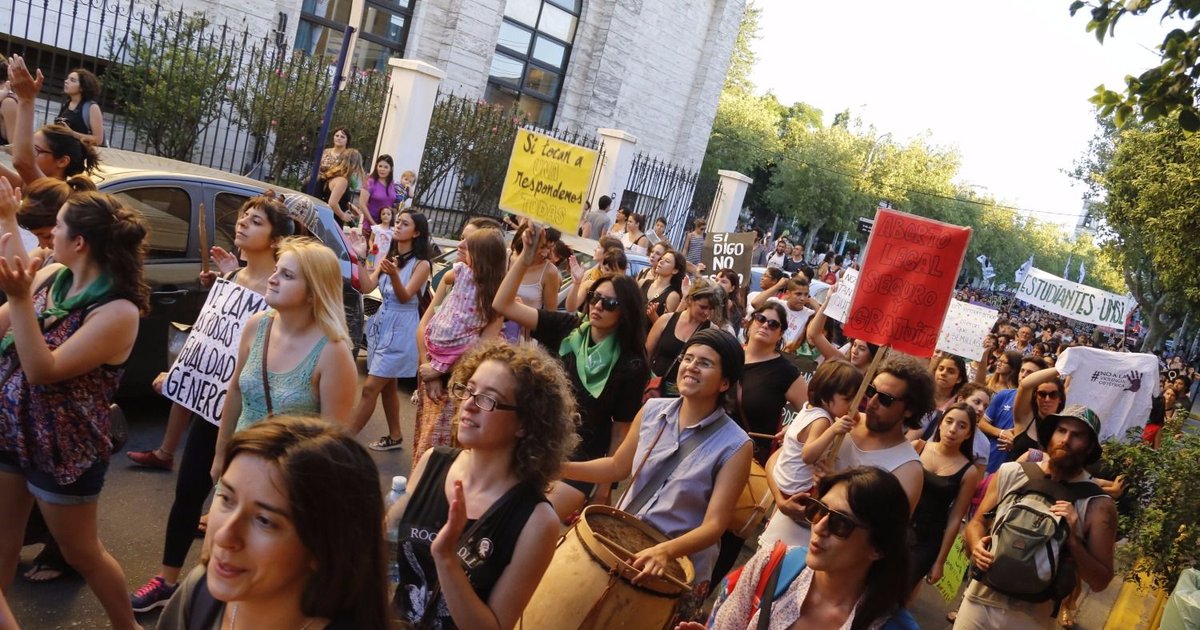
[751,312,783,331]
[449,382,518,412]
[587,291,620,312]
[865,384,901,407]
[800,497,866,538]
[1036,390,1061,400]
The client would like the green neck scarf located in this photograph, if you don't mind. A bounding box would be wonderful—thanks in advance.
[0,268,114,356]
[559,321,620,398]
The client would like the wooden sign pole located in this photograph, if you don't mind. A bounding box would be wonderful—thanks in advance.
[198,202,209,275]
[821,346,891,470]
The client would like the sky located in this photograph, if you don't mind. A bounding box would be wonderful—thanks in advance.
[750,0,1173,232]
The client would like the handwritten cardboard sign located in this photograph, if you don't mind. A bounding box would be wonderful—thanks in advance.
[1016,267,1132,328]
[163,278,269,424]
[934,536,971,601]
[843,209,972,358]
[499,128,598,234]
[825,268,859,324]
[702,232,755,282]
[936,299,1000,360]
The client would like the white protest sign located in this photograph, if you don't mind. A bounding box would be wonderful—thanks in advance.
[1016,267,1132,328]
[936,299,1000,360]
[163,278,269,424]
[825,268,859,324]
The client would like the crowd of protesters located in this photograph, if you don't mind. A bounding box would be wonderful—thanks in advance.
[0,53,1188,630]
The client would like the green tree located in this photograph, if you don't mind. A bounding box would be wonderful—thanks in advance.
[106,14,234,161]
[1070,0,1200,130]
[724,1,762,94]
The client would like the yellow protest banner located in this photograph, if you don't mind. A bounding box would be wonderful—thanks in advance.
[934,535,971,601]
[499,128,598,234]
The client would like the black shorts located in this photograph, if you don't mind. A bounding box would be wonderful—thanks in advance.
[0,450,109,505]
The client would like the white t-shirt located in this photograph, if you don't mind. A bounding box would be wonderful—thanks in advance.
[766,252,787,269]
[759,404,830,549]
[1056,347,1160,441]
[769,297,814,346]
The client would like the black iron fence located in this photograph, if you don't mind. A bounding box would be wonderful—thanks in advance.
[622,152,700,248]
[2,0,389,187]
[414,90,602,238]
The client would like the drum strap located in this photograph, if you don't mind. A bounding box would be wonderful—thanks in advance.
[622,415,729,516]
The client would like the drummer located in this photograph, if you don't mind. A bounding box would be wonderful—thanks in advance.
[386,340,580,630]
[560,328,753,620]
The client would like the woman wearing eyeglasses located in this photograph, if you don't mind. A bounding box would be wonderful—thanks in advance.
[493,224,649,521]
[387,341,578,630]
[561,328,753,622]
[680,467,916,630]
[1000,366,1066,464]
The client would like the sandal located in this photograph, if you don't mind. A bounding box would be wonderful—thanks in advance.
[369,435,405,452]
[195,513,209,538]
[21,547,77,583]
[1059,606,1076,629]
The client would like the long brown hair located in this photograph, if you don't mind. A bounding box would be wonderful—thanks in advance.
[62,191,149,314]
[464,227,505,322]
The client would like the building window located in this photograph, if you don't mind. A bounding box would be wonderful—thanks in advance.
[295,0,414,71]
[485,0,580,128]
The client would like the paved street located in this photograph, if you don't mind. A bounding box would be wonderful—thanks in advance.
[5,359,1119,629]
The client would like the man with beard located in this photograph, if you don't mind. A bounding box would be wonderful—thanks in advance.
[803,354,932,513]
[955,406,1116,629]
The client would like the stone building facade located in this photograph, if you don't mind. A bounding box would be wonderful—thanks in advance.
[161,0,743,169]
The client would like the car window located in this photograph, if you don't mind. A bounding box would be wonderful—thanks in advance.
[113,187,191,259]
[214,192,249,253]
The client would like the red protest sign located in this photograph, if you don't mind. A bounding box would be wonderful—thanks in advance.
[843,208,972,358]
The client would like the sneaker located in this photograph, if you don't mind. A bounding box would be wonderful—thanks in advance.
[368,435,404,451]
[131,575,178,612]
[127,449,174,471]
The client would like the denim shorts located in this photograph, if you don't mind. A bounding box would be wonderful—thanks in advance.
[0,451,109,505]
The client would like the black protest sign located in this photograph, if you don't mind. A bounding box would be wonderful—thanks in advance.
[702,232,756,281]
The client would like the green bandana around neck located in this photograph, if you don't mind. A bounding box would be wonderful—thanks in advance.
[0,268,114,356]
[559,321,620,398]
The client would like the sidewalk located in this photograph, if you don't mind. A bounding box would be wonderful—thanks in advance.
[908,570,1125,629]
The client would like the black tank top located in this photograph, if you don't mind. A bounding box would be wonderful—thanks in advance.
[394,447,547,629]
[55,101,89,135]
[911,460,973,538]
[649,311,709,384]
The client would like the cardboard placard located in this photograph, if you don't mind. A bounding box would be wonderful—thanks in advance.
[1016,267,1133,328]
[843,209,972,358]
[701,232,756,282]
[934,535,971,601]
[936,299,1000,360]
[499,128,598,235]
[163,278,269,424]
[825,268,859,324]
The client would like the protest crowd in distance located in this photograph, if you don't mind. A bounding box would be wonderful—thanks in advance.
[0,56,1194,630]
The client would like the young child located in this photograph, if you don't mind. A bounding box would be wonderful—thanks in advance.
[367,206,395,269]
[394,170,415,209]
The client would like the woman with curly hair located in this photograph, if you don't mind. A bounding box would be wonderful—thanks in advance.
[388,340,579,630]
[2,55,100,188]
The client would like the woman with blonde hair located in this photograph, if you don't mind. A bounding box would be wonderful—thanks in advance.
[389,340,578,629]
[320,148,367,227]
[210,237,357,482]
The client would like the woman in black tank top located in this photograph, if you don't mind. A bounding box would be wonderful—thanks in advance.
[646,282,716,393]
[388,341,580,630]
[1005,366,1065,463]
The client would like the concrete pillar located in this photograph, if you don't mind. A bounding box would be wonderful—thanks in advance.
[708,169,753,234]
[589,128,638,220]
[372,58,445,182]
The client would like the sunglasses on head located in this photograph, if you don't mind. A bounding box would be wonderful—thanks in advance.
[751,312,782,331]
[800,496,866,538]
[1036,390,1061,399]
[587,291,620,312]
[865,384,901,407]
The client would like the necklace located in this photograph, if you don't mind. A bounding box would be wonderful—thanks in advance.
[230,603,316,630]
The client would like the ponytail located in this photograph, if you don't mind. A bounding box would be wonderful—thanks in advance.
[62,191,150,314]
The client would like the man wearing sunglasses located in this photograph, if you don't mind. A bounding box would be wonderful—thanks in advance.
[802,354,934,514]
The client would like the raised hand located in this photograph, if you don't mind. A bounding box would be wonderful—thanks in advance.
[7,54,43,101]
[0,178,21,220]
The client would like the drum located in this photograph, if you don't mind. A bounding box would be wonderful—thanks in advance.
[520,505,693,629]
[728,460,774,539]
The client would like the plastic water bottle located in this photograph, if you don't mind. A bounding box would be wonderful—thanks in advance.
[385,476,407,584]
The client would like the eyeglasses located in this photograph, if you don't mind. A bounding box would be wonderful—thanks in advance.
[865,384,901,407]
[1036,390,1061,400]
[587,291,620,312]
[31,145,52,157]
[751,312,783,331]
[800,497,866,538]
[449,383,518,412]
[679,354,717,371]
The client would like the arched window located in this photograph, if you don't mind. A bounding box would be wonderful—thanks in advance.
[485,0,580,127]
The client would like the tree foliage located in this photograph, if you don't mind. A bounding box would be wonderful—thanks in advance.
[1070,0,1200,131]
[106,14,234,161]
[724,0,761,95]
